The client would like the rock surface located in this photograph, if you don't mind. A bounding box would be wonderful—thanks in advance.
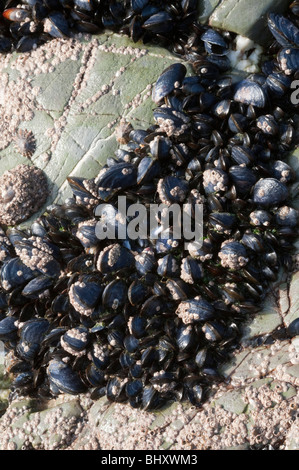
[0,33,191,226]
[0,3,298,451]
[208,0,291,44]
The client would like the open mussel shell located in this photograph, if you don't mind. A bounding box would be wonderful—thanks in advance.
[201,28,228,56]
[3,8,30,22]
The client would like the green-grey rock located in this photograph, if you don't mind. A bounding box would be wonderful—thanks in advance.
[198,0,222,23]
[209,0,291,44]
[0,33,191,227]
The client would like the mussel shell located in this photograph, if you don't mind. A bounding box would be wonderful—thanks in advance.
[249,210,272,227]
[90,344,109,369]
[48,359,86,394]
[180,256,204,284]
[21,275,54,298]
[137,157,161,185]
[176,298,215,324]
[228,166,257,196]
[97,244,135,274]
[275,206,298,227]
[0,316,18,341]
[287,318,299,337]
[149,135,172,160]
[268,13,299,47]
[209,212,237,232]
[157,254,179,278]
[1,257,37,292]
[253,178,288,207]
[241,232,264,253]
[141,385,163,410]
[102,279,127,310]
[135,250,156,275]
[142,11,174,35]
[126,379,143,398]
[17,318,50,361]
[130,316,147,339]
[44,12,70,38]
[61,326,90,354]
[19,318,50,344]
[278,47,299,75]
[69,275,103,315]
[185,383,203,406]
[152,63,187,104]
[201,28,228,56]
[271,161,295,184]
[123,334,139,353]
[176,325,197,351]
[3,8,30,22]
[96,163,137,201]
[128,280,150,306]
[106,377,127,402]
[256,115,279,136]
[86,363,105,387]
[234,80,267,108]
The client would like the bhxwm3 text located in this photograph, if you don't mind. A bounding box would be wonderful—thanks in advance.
[99,453,198,466]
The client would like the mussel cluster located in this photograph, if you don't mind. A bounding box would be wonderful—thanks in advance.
[0,0,201,53]
[0,4,298,410]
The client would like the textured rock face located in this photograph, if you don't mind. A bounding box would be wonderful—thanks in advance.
[0,34,192,225]
[208,0,291,44]
[0,2,298,451]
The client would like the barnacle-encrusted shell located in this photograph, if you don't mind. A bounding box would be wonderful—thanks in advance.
[0,164,49,225]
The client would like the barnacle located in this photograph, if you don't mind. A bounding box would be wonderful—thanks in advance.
[0,164,49,226]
